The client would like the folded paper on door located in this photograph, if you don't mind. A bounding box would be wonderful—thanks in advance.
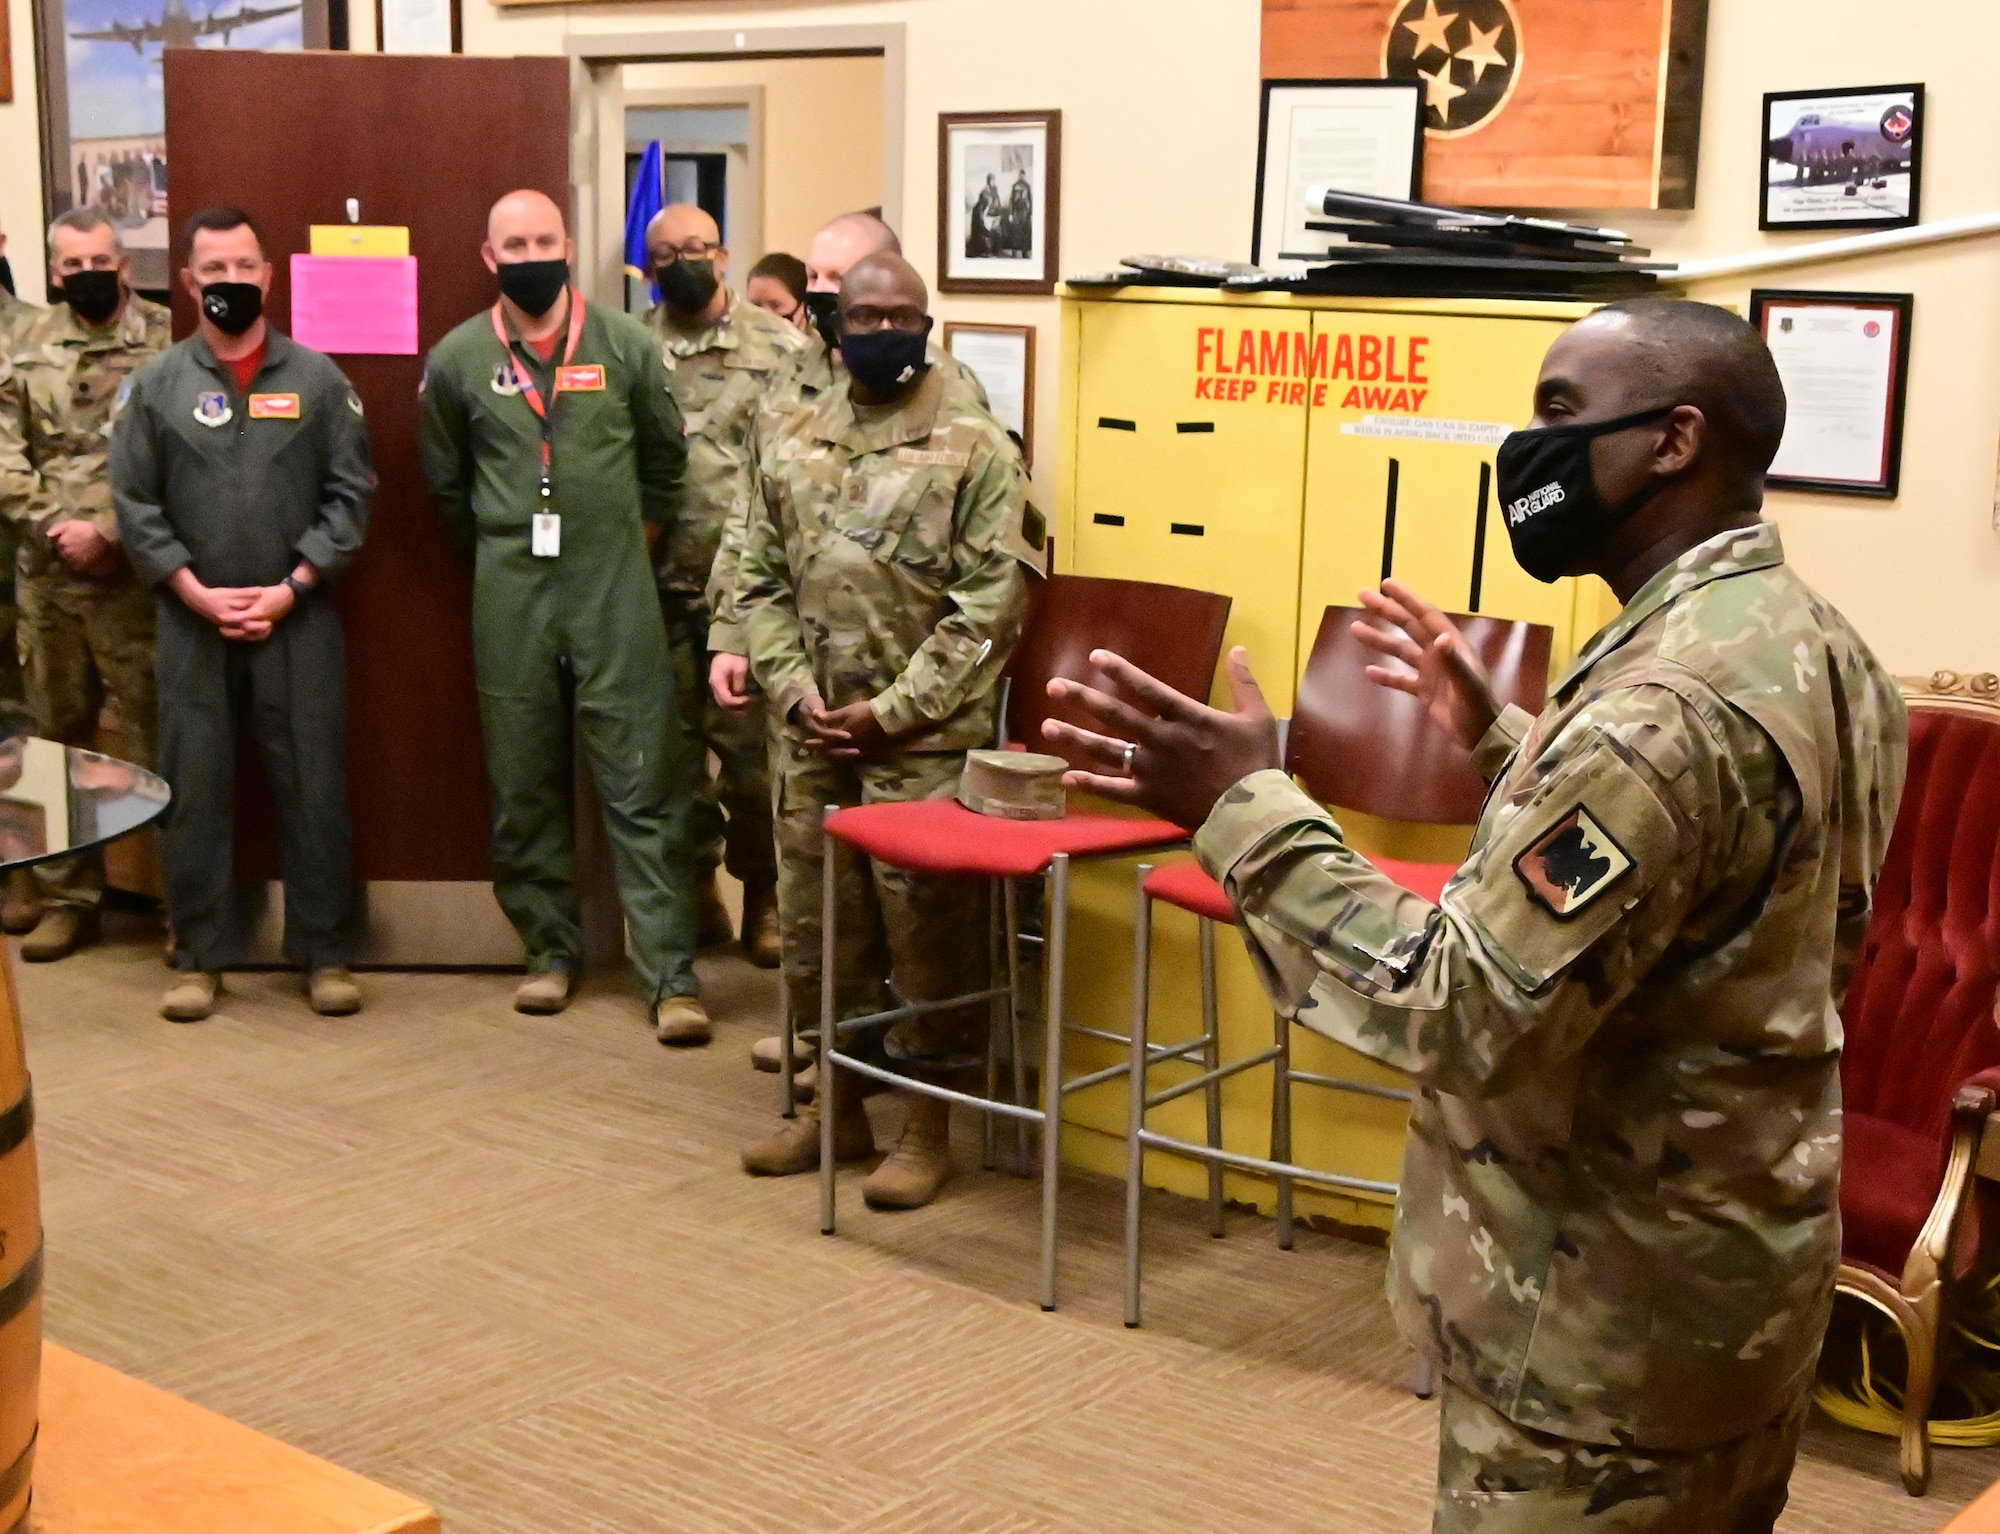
[289,254,419,355]
[308,224,411,257]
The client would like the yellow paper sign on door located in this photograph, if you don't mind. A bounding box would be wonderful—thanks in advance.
[309,225,411,258]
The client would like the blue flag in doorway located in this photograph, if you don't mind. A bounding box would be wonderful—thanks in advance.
[624,140,665,294]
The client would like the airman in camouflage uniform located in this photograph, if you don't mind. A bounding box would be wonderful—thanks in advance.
[0,282,44,715]
[1047,300,1907,1531]
[643,204,807,966]
[0,209,168,958]
[736,252,1041,1209]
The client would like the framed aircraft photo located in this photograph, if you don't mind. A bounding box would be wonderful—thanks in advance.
[1761,83,1924,232]
[35,0,330,289]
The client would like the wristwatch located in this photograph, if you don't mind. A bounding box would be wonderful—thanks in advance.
[283,574,312,602]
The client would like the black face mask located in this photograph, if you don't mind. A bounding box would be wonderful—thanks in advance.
[1494,405,1678,582]
[199,281,263,336]
[801,290,840,348]
[655,258,719,314]
[496,257,569,319]
[61,269,123,326]
[0,257,15,298]
[840,323,933,395]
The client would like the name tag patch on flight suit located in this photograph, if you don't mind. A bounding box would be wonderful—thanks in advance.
[193,391,232,428]
[556,365,605,392]
[1513,805,1632,919]
[249,393,301,420]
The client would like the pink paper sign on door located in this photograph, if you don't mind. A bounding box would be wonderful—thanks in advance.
[289,254,419,355]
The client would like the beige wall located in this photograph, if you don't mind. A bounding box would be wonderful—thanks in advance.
[1,0,48,303]
[0,0,1991,668]
[624,55,884,270]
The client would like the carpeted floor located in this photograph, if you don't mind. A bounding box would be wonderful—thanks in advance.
[17,907,1995,1532]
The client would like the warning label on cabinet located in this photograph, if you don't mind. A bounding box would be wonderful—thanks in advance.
[1339,415,1514,446]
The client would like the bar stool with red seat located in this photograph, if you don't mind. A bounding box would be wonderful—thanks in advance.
[814,574,1232,1312]
[1121,603,1552,1328]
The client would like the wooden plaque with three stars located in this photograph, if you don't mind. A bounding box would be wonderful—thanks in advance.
[1262,0,1708,209]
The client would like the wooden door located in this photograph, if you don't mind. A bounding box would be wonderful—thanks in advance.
[163,49,569,890]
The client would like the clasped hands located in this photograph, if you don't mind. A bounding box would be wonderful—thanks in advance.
[1039,580,1504,833]
[47,519,123,580]
[172,569,298,642]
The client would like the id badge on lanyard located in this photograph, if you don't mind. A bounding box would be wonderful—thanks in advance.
[491,293,587,558]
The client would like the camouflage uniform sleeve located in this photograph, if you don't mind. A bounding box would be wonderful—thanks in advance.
[1474,703,1533,782]
[0,356,39,530]
[1195,684,1766,1099]
[110,368,194,588]
[702,412,760,657]
[738,446,816,719]
[868,438,1039,737]
[416,351,476,547]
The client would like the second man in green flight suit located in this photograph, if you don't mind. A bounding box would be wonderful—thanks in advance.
[419,189,710,1044]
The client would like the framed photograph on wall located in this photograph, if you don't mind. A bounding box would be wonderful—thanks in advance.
[1750,289,1913,498]
[35,0,331,289]
[942,321,1035,464]
[1251,78,1423,265]
[377,0,460,53]
[938,111,1060,295]
[1761,84,1923,232]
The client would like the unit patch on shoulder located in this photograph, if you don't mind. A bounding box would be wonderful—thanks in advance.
[1512,804,1632,919]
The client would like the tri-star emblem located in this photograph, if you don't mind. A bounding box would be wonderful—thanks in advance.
[1382,0,1522,138]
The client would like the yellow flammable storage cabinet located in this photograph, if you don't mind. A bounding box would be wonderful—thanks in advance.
[1052,285,1617,1233]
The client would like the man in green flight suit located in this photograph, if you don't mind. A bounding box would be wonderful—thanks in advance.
[1043,299,1908,1531]
[419,189,709,1043]
[643,201,806,971]
[0,207,168,961]
[735,251,1042,1210]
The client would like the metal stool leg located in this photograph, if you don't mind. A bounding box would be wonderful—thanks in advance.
[817,807,840,1237]
[779,992,798,1117]
[1412,1354,1436,1399]
[1123,866,1154,1329]
[1199,916,1225,1239]
[983,876,1003,1172]
[1039,853,1070,1312]
[1273,1010,1296,1251]
[1005,877,1029,1175]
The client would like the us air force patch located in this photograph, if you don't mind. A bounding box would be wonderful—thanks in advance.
[1513,805,1631,919]
[491,360,526,397]
[193,391,232,428]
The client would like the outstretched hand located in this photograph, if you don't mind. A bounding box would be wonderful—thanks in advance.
[1040,646,1281,832]
[1354,579,1501,752]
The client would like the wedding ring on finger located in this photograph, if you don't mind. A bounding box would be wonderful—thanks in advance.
[1121,742,1137,774]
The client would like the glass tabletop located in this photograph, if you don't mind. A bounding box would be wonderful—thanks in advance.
[0,736,169,873]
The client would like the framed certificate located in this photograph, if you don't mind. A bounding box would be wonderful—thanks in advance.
[378,0,460,53]
[942,322,1035,465]
[1751,289,1912,499]
[1252,78,1424,266]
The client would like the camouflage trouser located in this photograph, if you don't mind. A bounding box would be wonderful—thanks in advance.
[18,559,157,910]
[662,602,774,886]
[1434,1381,1808,1534]
[774,736,988,1061]
[0,521,22,707]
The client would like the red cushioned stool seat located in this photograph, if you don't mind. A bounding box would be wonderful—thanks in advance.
[825,799,1187,879]
[1373,857,1454,906]
[1843,1111,1949,1280]
[1143,861,1234,924]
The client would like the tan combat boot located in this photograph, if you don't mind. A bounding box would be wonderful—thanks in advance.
[514,970,572,1015]
[161,970,221,1023]
[655,994,713,1047]
[21,906,97,963]
[739,878,780,969]
[741,1077,873,1176]
[308,967,362,1016]
[696,873,734,948]
[861,1094,955,1211]
[0,871,41,936]
[750,1033,814,1074]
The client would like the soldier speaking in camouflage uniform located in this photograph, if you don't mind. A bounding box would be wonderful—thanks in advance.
[0,207,168,961]
[1044,300,1907,1532]
[707,209,1000,1080]
[736,251,1042,1210]
[643,203,806,970]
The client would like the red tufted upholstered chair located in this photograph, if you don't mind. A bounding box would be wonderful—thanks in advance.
[1836,671,2000,1496]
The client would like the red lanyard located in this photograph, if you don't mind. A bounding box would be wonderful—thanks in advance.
[490,290,587,489]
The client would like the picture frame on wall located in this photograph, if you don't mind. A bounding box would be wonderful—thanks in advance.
[1251,78,1423,265]
[938,111,1060,295]
[942,322,1035,464]
[1750,288,1913,499]
[377,0,459,53]
[1761,83,1923,232]
[35,0,331,289]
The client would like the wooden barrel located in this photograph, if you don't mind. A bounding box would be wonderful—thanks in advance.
[0,950,41,1534]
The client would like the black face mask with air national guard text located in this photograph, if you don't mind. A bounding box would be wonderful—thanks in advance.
[1493,405,1677,582]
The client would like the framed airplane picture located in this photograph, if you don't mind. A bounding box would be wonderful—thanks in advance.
[1760,84,1924,232]
[35,0,330,290]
